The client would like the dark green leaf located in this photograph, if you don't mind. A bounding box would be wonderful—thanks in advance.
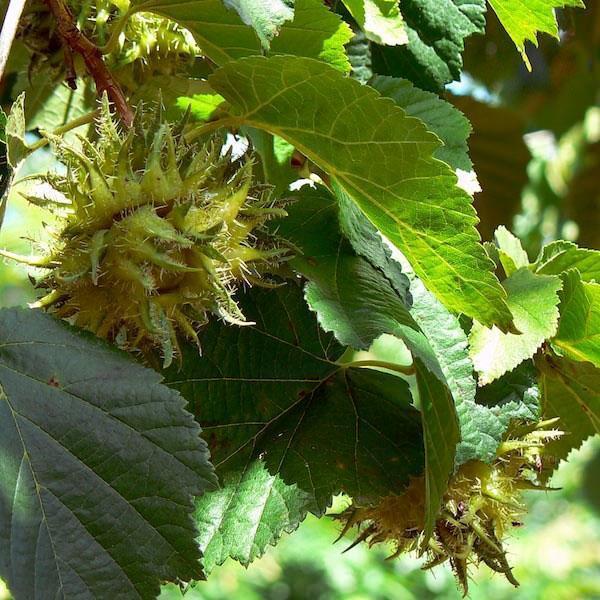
[371,0,487,91]
[0,308,216,600]
[469,268,562,385]
[166,285,424,513]
[535,240,600,282]
[207,55,513,330]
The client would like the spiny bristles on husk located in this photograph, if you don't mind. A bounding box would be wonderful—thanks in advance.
[18,98,289,366]
[334,421,563,595]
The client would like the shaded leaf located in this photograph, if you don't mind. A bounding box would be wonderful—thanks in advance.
[371,0,487,91]
[270,0,353,72]
[552,270,600,368]
[469,268,562,385]
[0,308,216,600]
[207,55,512,329]
[537,353,600,464]
[195,461,312,573]
[277,186,458,542]
[166,285,425,513]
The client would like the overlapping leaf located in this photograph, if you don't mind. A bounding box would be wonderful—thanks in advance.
[277,186,458,542]
[195,461,312,573]
[0,308,216,600]
[488,0,585,68]
[371,0,487,91]
[552,270,600,367]
[166,284,425,514]
[137,0,352,71]
[537,354,599,464]
[469,268,562,385]
[342,0,408,45]
[535,240,600,282]
[370,75,472,171]
[206,55,512,330]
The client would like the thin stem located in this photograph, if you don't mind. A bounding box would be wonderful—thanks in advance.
[28,109,99,151]
[0,0,28,80]
[99,8,135,55]
[343,359,416,376]
[43,0,134,127]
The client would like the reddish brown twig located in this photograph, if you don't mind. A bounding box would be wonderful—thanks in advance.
[43,0,133,127]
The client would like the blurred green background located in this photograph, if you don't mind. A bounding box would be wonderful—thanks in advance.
[1,3,599,598]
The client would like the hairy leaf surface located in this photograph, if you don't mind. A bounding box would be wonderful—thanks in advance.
[207,55,512,330]
[0,308,216,599]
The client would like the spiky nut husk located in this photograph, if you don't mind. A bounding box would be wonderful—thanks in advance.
[335,420,563,595]
[17,99,288,365]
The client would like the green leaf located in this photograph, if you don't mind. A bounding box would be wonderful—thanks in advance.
[488,0,585,69]
[243,128,297,196]
[277,186,458,542]
[396,249,538,466]
[347,30,373,83]
[0,108,6,144]
[15,73,95,139]
[342,0,408,45]
[494,225,530,276]
[450,96,530,241]
[552,270,600,368]
[195,461,312,573]
[469,268,562,385]
[370,75,473,171]
[223,0,294,48]
[207,55,512,330]
[371,0,487,91]
[537,354,600,464]
[0,308,216,599]
[535,240,600,282]
[166,285,425,513]
[138,0,351,71]
[133,0,260,64]
[5,93,28,169]
[269,0,353,72]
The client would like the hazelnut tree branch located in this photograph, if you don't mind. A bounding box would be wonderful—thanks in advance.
[43,0,134,127]
[0,0,28,81]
